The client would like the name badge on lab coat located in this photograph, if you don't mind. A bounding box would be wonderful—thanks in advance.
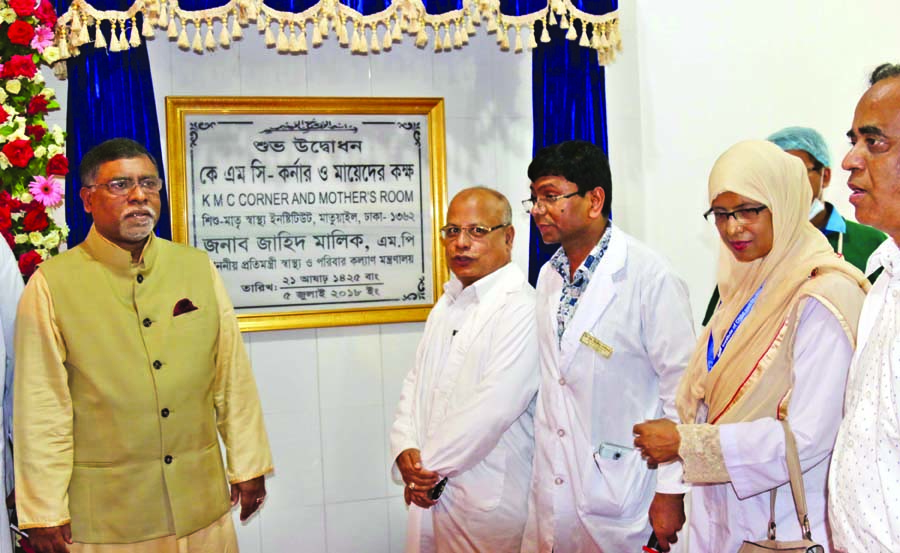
[580,332,613,358]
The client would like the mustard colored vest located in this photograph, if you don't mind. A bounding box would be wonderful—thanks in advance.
[38,229,231,543]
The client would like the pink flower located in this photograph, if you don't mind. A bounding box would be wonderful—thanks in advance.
[30,25,54,52]
[28,176,63,207]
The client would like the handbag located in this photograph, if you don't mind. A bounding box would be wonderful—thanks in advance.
[737,419,825,553]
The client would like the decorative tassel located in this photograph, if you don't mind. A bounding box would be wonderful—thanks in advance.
[318,15,329,38]
[539,20,550,43]
[560,14,569,30]
[94,21,108,49]
[453,24,463,47]
[59,34,70,58]
[177,21,189,48]
[142,14,154,37]
[167,17,178,38]
[237,6,248,26]
[312,21,323,45]
[433,25,442,51]
[157,3,168,28]
[78,19,90,44]
[486,12,497,32]
[578,21,588,46]
[192,23,203,52]
[276,23,288,51]
[408,17,419,34]
[370,27,380,52]
[597,23,610,48]
[298,26,308,52]
[288,25,299,52]
[338,19,348,46]
[442,25,451,50]
[415,25,427,47]
[245,2,258,24]
[129,18,141,46]
[113,21,125,50]
[547,10,556,26]
[499,26,509,50]
[590,23,600,49]
[350,25,360,52]
[72,11,82,34]
[514,26,523,52]
[382,27,392,50]
[205,21,216,50]
[399,13,408,32]
[257,13,266,32]
[465,15,475,34]
[232,16,243,38]
[264,23,275,46]
[565,21,576,40]
[220,23,231,47]
[391,17,401,41]
[358,27,369,53]
[607,47,616,62]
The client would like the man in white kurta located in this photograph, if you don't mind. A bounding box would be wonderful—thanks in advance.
[389,187,538,553]
[829,63,900,552]
[522,141,695,552]
[0,239,21,553]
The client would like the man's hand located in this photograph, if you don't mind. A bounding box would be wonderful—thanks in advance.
[22,524,72,553]
[230,475,267,521]
[407,488,437,510]
[649,493,685,552]
[395,448,439,491]
[633,419,681,466]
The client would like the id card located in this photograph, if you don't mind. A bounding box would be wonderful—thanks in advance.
[580,332,613,358]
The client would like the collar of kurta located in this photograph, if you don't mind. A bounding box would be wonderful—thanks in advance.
[82,226,159,276]
[443,262,517,303]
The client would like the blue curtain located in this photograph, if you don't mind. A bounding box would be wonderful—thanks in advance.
[527,0,614,285]
[56,0,171,247]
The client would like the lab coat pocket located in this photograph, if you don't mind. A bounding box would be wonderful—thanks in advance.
[453,446,507,511]
[581,447,651,520]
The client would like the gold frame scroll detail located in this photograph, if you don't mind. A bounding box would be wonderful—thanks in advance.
[166,96,448,332]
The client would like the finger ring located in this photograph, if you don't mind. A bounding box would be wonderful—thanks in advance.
[256,496,265,504]
[408,482,416,490]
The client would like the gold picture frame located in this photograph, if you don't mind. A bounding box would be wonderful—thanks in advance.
[166,96,448,332]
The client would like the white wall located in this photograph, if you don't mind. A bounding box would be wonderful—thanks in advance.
[145,30,532,553]
[606,0,900,322]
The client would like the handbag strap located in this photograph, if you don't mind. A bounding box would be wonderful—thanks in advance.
[766,418,812,540]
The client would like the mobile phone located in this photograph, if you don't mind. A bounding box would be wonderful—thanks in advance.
[428,477,448,500]
[642,533,660,553]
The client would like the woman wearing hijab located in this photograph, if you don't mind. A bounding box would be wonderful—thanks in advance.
[633,140,868,552]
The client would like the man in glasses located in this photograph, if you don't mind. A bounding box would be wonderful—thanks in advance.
[390,187,538,553]
[13,138,272,553]
[521,141,694,552]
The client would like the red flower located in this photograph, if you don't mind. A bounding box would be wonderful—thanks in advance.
[0,192,24,213]
[2,140,34,168]
[1,55,37,79]
[0,205,10,233]
[1,231,13,251]
[8,0,35,17]
[7,20,35,46]
[46,154,68,176]
[26,125,46,142]
[18,250,42,279]
[22,206,49,232]
[0,106,8,125]
[27,96,49,117]
[34,1,57,27]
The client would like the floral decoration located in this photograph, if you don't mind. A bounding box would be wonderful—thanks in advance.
[0,0,69,279]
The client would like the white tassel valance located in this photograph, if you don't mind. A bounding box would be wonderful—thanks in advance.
[53,0,620,70]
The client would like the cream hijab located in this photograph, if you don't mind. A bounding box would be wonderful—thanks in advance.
[676,140,868,425]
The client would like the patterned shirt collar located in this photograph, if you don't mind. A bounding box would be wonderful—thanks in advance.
[551,224,613,340]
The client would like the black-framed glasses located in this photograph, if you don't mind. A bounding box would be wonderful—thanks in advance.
[703,205,768,225]
[85,177,164,196]
[521,191,580,212]
[440,223,510,240]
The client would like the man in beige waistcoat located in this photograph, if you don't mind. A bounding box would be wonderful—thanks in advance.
[13,138,273,553]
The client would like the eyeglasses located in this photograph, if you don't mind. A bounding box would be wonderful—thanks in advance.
[85,177,164,196]
[703,205,768,225]
[521,191,580,212]
[440,223,510,240]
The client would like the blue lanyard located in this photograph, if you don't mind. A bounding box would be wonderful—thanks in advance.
[706,284,764,372]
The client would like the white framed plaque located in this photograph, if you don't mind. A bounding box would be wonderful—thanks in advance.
[165,96,448,332]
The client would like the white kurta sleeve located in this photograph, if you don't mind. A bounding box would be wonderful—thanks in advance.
[419,295,538,477]
[718,298,851,499]
[0,241,23,496]
[642,270,695,494]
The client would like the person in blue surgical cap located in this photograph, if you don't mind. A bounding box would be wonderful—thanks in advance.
[702,126,886,325]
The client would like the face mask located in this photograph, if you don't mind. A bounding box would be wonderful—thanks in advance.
[809,197,825,220]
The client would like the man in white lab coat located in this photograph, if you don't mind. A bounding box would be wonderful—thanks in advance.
[389,187,539,553]
[521,141,695,552]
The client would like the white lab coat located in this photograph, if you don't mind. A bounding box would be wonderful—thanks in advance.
[690,299,851,552]
[522,225,695,553]
[390,263,539,553]
[0,240,21,553]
